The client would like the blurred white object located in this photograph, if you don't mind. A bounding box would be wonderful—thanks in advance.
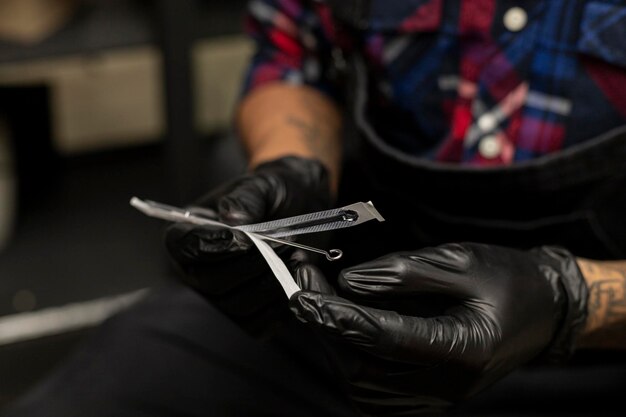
[0,289,149,346]
[0,118,16,251]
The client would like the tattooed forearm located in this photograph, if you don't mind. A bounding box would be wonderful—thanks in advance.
[237,83,342,190]
[285,113,335,163]
[286,115,321,145]
[576,259,626,349]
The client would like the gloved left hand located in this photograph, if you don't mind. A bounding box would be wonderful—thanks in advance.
[289,243,588,416]
[164,156,332,335]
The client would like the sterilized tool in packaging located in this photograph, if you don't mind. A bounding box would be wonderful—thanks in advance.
[234,201,385,238]
[130,197,385,297]
[130,197,384,260]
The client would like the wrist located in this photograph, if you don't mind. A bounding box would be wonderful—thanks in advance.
[249,151,340,196]
[237,83,343,193]
[253,155,329,190]
[253,156,333,211]
[531,247,589,362]
[576,258,626,349]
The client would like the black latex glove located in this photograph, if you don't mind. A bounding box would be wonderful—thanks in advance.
[289,243,589,416]
[164,156,332,333]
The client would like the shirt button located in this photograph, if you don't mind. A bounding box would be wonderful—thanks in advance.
[477,114,497,132]
[479,135,502,159]
[503,7,527,32]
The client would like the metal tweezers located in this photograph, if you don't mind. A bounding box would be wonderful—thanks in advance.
[130,197,384,261]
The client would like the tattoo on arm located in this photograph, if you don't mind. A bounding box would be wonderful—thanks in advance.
[237,83,342,187]
[286,115,322,145]
[284,96,339,167]
[577,259,626,349]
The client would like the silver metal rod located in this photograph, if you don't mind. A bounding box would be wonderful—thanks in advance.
[252,233,343,261]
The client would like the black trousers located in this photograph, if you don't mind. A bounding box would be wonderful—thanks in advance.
[3,279,626,417]
[1,282,359,417]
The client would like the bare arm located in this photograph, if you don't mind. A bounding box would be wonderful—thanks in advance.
[576,258,626,349]
[236,82,343,192]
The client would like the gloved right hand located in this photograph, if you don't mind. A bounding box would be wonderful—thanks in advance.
[289,243,589,415]
[164,156,332,333]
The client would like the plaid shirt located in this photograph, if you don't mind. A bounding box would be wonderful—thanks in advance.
[243,0,626,165]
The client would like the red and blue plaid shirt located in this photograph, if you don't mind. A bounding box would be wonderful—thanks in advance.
[243,0,626,165]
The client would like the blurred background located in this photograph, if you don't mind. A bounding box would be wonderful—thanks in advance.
[0,0,249,405]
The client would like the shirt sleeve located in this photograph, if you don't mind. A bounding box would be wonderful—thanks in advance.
[241,0,338,99]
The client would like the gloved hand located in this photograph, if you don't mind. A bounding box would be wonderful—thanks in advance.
[289,243,589,416]
[164,156,332,333]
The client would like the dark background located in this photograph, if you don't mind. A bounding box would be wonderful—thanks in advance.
[0,0,248,405]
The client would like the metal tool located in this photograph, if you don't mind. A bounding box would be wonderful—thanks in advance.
[130,197,385,261]
[248,234,343,261]
[235,201,385,238]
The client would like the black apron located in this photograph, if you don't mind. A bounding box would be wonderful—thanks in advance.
[323,2,626,271]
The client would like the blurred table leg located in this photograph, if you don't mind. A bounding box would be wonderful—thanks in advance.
[157,0,201,205]
[0,116,16,251]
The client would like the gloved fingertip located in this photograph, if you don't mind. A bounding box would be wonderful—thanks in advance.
[337,268,398,297]
[288,249,310,266]
[295,264,335,294]
[165,223,253,264]
[219,210,255,227]
[289,292,324,324]
[337,269,363,294]
[217,197,258,226]
[290,293,380,347]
